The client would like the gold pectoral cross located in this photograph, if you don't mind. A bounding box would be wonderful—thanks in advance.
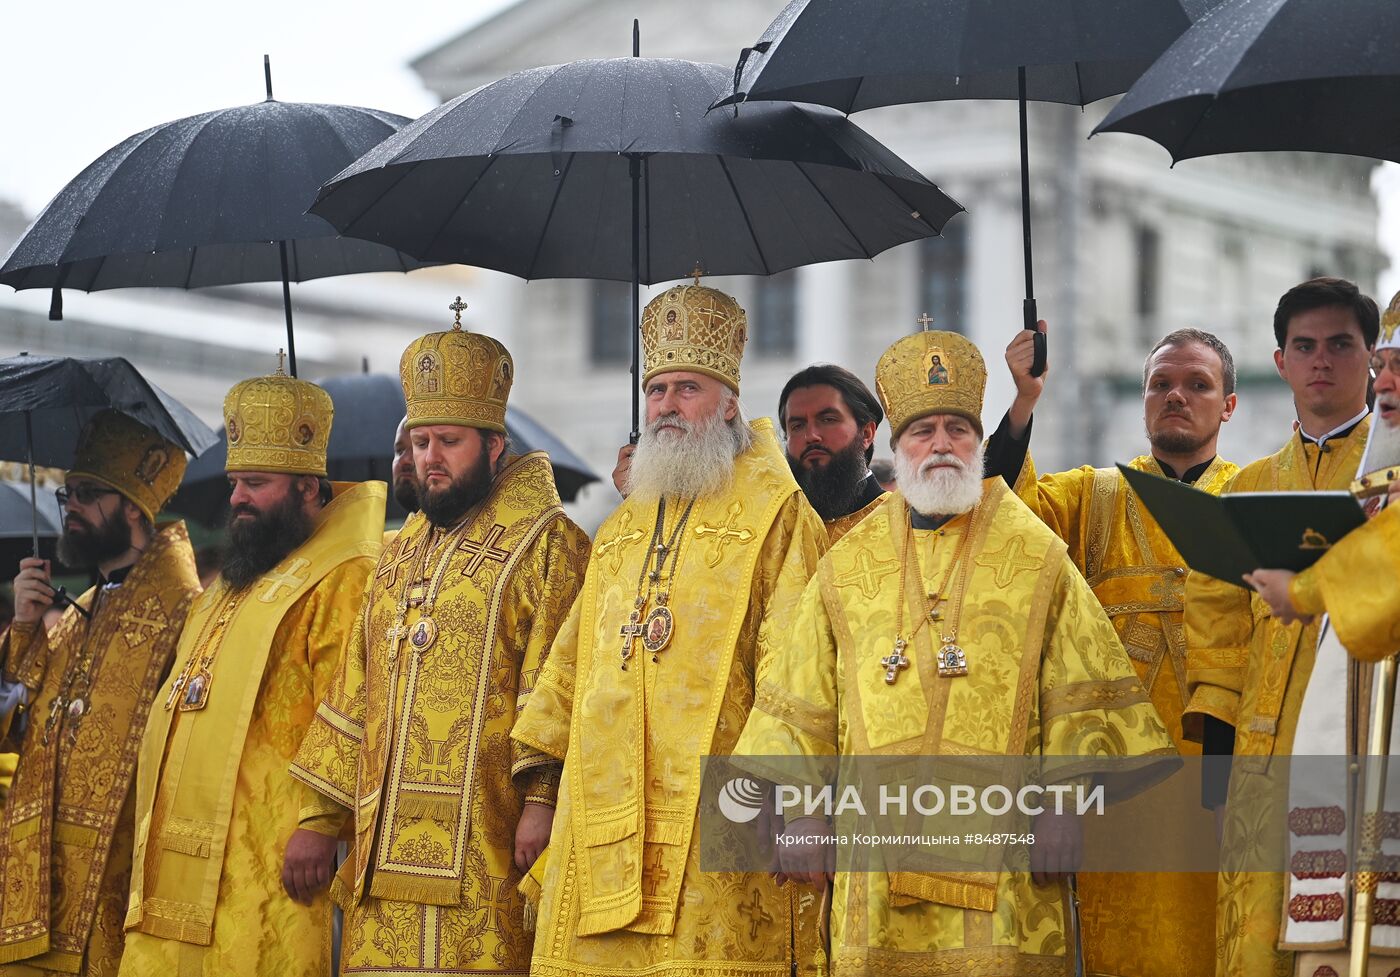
[619,605,646,669]
[881,639,910,685]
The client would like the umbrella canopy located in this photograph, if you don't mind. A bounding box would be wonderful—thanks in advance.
[728,0,1218,375]
[0,354,219,466]
[0,478,66,585]
[0,60,437,376]
[310,57,963,283]
[730,0,1217,112]
[1093,0,1400,162]
[168,373,601,527]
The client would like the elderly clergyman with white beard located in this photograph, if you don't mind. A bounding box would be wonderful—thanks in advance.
[734,328,1176,976]
[512,280,830,977]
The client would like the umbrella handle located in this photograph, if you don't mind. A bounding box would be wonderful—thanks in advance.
[24,410,38,558]
[1025,298,1047,377]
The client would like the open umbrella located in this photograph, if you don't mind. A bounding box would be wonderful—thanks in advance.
[0,58,435,377]
[168,372,601,527]
[310,45,963,439]
[0,479,64,583]
[726,0,1222,376]
[1094,0,1400,162]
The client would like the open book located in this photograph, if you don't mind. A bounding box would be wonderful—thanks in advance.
[1117,464,1366,588]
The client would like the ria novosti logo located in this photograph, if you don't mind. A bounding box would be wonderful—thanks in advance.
[717,777,766,823]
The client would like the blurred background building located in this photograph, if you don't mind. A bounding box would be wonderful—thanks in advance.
[0,0,1386,531]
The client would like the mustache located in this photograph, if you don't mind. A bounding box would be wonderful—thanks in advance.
[649,413,694,435]
[919,452,967,474]
[230,503,260,519]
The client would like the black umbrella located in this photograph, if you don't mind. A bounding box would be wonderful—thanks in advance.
[310,46,964,439]
[0,353,218,614]
[0,58,435,377]
[168,372,602,528]
[728,0,1221,376]
[1094,0,1400,163]
[0,478,66,585]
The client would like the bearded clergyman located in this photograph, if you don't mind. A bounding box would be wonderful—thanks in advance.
[291,307,589,974]
[0,411,199,976]
[511,281,830,976]
[118,359,384,977]
[734,328,1177,976]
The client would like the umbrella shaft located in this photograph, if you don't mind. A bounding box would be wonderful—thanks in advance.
[24,411,38,558]
[630,156,641,444]
[1018,67,1034,305]
[279,241,299,378]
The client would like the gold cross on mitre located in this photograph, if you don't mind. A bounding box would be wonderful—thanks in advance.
[275,348,287,375]
[449,295,468,331]
[916,312,935,331]
[690,262,704,285]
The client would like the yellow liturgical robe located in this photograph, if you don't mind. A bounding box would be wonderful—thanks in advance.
[118,482,383,977]
[825,493,888,545]
[290,453,589,975]
[1183,420,1371,977]
[1289,500,1400,661]
[1013,452,1238,977]
[735,481,1178,977]
[511,418,830,977]
[0,524,199,977]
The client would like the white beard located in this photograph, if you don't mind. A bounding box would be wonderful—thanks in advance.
[1363,399,1400,470]
[894,440,986,517]
[625,404,745,501]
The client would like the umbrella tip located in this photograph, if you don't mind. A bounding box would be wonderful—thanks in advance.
[632,19,639,57]
[449,296,468,331]
[263,54,274,101]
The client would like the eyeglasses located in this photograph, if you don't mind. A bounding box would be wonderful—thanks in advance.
[1372,351,1400,378]
[55,484,120,509]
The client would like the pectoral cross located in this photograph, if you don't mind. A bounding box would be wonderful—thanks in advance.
[459,524,509,576]
[619,607,646,668]
[881,639,910,685]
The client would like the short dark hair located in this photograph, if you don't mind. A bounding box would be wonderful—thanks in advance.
[1272,277,1379,350]
[778,364,884,464]
[1143,328,1237,396]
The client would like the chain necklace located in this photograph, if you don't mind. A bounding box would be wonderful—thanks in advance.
[43,587,106,744]
[388,514,477,667]
[618,495,696,669]
[881,505,978,684]
[166,583,244,712]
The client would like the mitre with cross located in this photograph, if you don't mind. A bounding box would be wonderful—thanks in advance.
[875,317,988,438]
[400,296,514,434]
[225,349,334,476]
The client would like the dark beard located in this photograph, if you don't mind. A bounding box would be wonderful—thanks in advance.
[393,477,420,513]
[417,451,494,527]
[789,440,868,521]
[57,511,132,569]
[1149,424,1210,456]
[222,488,315,591]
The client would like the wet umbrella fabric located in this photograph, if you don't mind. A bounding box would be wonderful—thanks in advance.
[0,85,436,376]
[168,373,601,527]
[0,479,65,584]
[1094,0,1400,163]
[310,58,963,283]
[729,0,1218,373]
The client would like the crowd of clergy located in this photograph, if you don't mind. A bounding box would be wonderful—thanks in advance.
[0,271,1396,977]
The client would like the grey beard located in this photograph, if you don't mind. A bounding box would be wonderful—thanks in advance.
[625,407,745,502]
[1363,407,1400,470]
[894,441,986,517]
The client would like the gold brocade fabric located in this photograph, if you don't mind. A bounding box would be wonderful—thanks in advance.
[734,482,1178,977]
[0,524,199,976]
[1013,453,1238,977]
[1290,502,1400,661]
[289,452,589,975]
[118,482,383,977]
[825,492,888,545]
[1183,422,1371,977]
[511,418,831,976]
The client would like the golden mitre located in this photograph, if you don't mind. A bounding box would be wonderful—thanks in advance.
[68,409,187,522]
[224,353,333,477]
[641,281,748,392]
[1380,288,1400,350]
[875,326,987,437]
[399,297,512,434]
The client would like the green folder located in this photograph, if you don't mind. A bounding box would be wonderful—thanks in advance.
[1117,464,1366,588]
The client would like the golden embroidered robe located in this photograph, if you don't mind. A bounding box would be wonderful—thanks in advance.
[118,482,383,977]
[0,524,199,976]
[1183,421,1371,977]
[511,418,830,977]
[734,481,1179,977]
[1013,453,1238,977]
[290,453,589,975]
[825,493,888,545]
[1289,501,1400,661]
